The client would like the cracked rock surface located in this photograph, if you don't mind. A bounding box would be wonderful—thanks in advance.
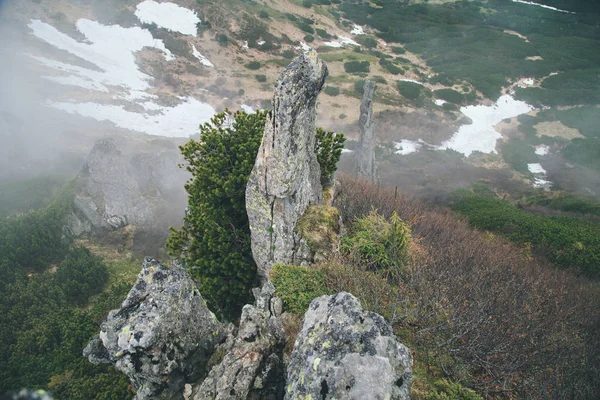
[285,292,412,400]
[192,283,286,400]
[246,52,327,283]
[83,258,226,400]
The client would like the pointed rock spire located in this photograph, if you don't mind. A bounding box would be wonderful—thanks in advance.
[245,52,327,282]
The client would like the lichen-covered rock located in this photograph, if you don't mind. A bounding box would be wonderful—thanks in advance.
[355,81,378,181]
[83,258,226,400]
[192,282,286,400]
[286,292,412,400]
[246,52,327,283]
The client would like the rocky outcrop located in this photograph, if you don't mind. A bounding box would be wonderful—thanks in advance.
[66,138,188,255]
[246,52,327,283]
[355,81,378,181]
[192,283,286,400]
[285,292,412,400]
[84,258,227,400]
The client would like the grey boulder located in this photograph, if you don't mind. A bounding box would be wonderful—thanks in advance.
[286,292,412,400]
[84,258,226,400]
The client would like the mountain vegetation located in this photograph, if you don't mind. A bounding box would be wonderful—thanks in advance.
[167,111,345,320]
[0,182,134,399]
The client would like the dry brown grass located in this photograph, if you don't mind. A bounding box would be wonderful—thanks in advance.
[333,174,600,399]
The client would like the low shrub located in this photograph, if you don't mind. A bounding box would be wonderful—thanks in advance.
[255,74,267,82]
[270,264,329,314]
[341,210,411,279]
[323,86,340,96]
[434,88,464,104]
[244,61,261,70]
[344,60,370,73]
[397,81,423,100]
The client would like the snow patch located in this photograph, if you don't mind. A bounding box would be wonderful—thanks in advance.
[512,0,573,13]
[241,104,255,114]
[296,41,311,52]
[439,95,533,156]
[395,139,422,155]
[257,40,266,46]
[28,19,174,100]
[324,36,360,48]
[135,0,200,36]
[51,97,215,137]
[323,40,343,48]
[191,44,213,67]
[341,148,354,153]
[434,99,447,106]
[28,19,216,137]
[535,145,549,156]
[350,25,364,35]
[528,163,552,189]
[340,36,359,46]
[399,79,424,85]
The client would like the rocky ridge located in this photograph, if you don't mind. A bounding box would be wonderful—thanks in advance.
[85,53,412,400]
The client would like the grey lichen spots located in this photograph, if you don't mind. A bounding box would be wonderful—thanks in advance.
[285,292,412,400]
[83,257,226,400]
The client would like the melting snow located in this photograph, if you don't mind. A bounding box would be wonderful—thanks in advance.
[399,79,423,85]
[350,25,364,35]
[395,139,422,155]
[28,18,216,137]
[528,163,546,174]
[135,0,200,36]
[296,41,311,52]
[29,19,173,100]
[241,104,255,113]
[528,163,552,189]
[323,40,343,48]
[340,36,359,46]
[51,97,215,137]
[324,36,360,48]
[535,145,549,156]
[191,44,213,67]
[512,0,573,13]
[440,95,533,156]
[522,77,534,85]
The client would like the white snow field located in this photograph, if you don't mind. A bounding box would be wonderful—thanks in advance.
[135,0,200,36]
[440,95,533,156]
[28,17,216,137]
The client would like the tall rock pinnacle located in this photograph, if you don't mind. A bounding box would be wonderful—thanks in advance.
[246,52,327,282]
[355,80,378,181]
